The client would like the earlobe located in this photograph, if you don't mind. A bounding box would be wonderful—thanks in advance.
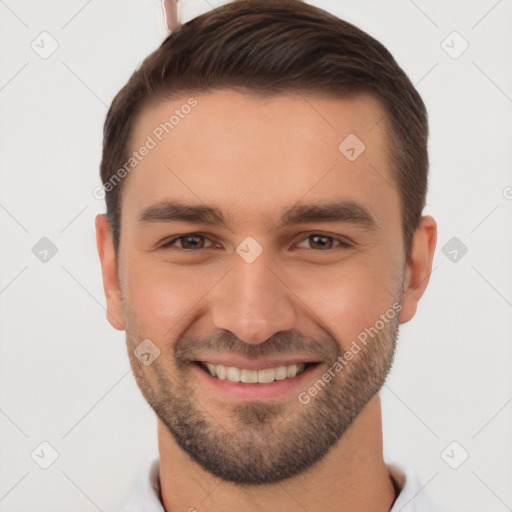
[399,215,437,324]
[95,214,126,331]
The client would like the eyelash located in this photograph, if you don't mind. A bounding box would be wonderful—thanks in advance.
[159,233,352,251]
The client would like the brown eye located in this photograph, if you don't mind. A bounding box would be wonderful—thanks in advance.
[161,234,215,250]
[180,235,206,249]
[296,234,351,251]
[309,234,333,250]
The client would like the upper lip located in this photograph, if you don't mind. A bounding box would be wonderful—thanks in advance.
[194,357,319,371]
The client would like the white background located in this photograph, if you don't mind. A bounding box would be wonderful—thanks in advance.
[0,0,511,511]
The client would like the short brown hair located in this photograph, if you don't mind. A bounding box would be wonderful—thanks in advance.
[100,0,429,261]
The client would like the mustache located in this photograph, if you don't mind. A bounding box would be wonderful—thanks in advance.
[175,329,338,363]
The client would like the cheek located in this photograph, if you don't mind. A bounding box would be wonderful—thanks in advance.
[122,260,209,338]
[294,249,400,351]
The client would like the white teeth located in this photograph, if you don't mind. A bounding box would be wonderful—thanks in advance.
[215,364,226,380]
[201,362,307,383]
[241,369,258,383]
[226,366,241,382]
[274,366,287,380]
[257,368,275,383]
[286,364,298,378]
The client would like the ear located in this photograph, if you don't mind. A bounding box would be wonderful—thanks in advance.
[399,215,437,324]
[95,214,126,331]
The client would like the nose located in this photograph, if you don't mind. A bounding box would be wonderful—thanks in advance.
[210,250,297,345]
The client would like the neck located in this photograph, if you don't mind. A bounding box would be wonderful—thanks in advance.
[157,394,396,512]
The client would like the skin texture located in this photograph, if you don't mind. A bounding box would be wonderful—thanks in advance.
[96,90,437,511]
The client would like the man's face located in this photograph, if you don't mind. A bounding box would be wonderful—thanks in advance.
[114,90,407,484]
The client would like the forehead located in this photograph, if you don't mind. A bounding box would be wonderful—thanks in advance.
[122,89,399,231]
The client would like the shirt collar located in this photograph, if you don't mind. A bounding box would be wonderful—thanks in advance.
[119,459,165,512]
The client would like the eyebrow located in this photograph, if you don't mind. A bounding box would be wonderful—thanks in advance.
[137,199,378,231]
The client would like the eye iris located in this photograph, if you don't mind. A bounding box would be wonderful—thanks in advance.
[182,235,204,249]
[310,235,332,250]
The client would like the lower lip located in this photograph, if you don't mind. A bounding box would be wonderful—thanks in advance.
[192,362,321,400]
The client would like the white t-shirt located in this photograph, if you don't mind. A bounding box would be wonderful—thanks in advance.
[120,459,443,512]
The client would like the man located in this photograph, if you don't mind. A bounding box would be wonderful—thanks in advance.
[95,0,440,510]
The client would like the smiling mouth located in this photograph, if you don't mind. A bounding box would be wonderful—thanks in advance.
[194,361,320,384]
